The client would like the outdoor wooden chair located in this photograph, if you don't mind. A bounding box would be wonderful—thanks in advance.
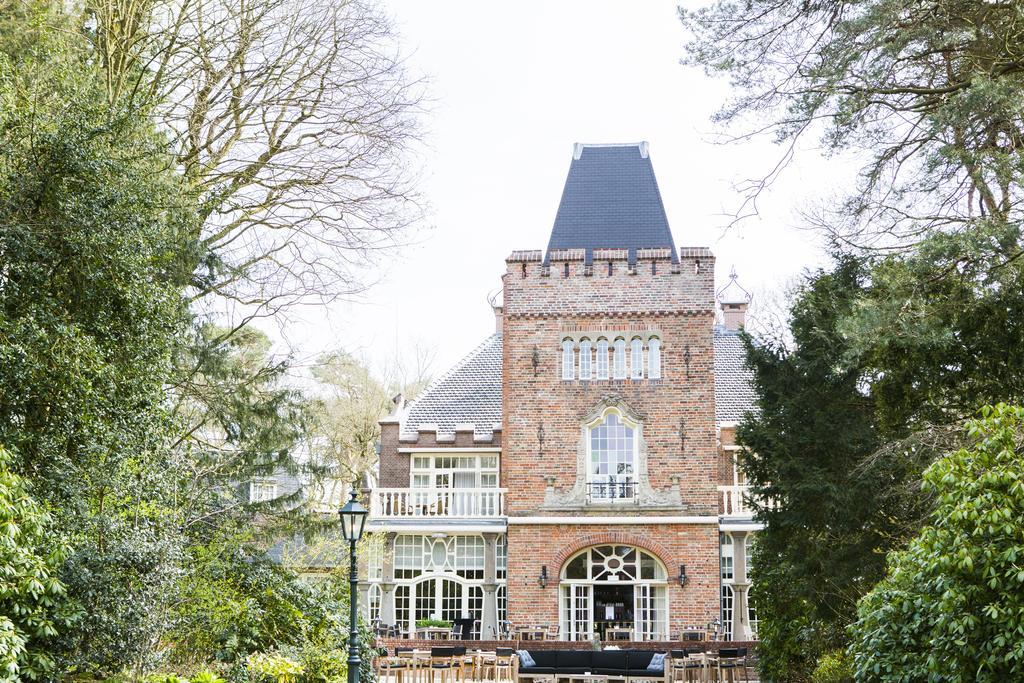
[714,648,743,683]
[545,623,560,640]
[430,646,466,683]
[669,650,705,683]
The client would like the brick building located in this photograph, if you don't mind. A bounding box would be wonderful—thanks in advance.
[363,142,761,643]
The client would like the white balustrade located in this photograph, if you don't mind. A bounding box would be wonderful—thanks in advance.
[371,487,507,519]
[718,484,774,517]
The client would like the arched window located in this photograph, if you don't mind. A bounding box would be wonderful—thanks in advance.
[647,337,661,379]
[496,585,507,628]
[562,338,575,380]
[612,338,627,379]
[721,584,734,640]
[720,533,734,581]
[579,338,592,380]
[587,409,636,500]
[560,545,668,641]
[368,583,382,623]
[630,337,644,379]
[596,338,609,379]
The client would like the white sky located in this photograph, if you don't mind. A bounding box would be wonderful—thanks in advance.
[277,1,850,379]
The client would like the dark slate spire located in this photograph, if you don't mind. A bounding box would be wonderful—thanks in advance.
[545,142,677,264]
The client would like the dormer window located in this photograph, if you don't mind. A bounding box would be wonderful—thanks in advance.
[249,478,278,503]
[562,338,575,380]
[630,337,644,379]
[613,338,627,379]
[587,408,636,500]
[579,338,592,380]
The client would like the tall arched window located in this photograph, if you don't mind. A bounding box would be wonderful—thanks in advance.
[647,337,661,379]
[368,583,382,623]
[579,338,592,380]
[721,533,734,581]
[721,584,734,640]
[596,338,609,379]
[630,337,644,379]
[587,409,636,500]
[613,338,627,379]
[496,585,508,628]
[562,339,575,380]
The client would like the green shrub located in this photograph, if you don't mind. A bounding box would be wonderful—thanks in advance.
[247,653,304,683]
[414,619,451,629]
[192,671,228,683]
[812,650,853,683]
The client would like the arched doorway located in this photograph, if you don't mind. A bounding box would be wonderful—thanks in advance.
[559,545,668,641]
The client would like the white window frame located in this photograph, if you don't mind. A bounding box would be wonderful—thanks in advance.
[596,338,609,379]
[559,545,669,641]
[410,455,499,490]
[579,338,592,380]
[249,478,278,503]
[562,338,575,380]
[585,407,638,501]
[647,337,661,379]
[612,338,627,379]
[630,337,644,379]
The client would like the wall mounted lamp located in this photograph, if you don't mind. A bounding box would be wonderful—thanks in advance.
[538,565,549,588]
[678,564,688,587]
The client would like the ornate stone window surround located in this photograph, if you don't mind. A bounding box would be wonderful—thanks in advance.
[541,396,683,510]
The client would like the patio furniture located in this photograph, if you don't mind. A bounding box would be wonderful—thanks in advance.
[605,627,633,642]
[714,648,744,683]
[430,647,467,683]
[515,648,669,683]
[669,650,705,683]
[545,624,561,640]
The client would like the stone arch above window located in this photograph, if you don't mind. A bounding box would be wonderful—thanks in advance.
[540,396,683,510]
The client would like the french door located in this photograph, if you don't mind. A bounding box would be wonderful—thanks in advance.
[633,584,667,640]
[561,584,593,641]
[411,578,481,624]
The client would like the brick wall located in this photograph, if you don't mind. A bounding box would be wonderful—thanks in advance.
[506,524,718,638]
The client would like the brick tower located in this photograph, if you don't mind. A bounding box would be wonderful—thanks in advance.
[501,142,720,638]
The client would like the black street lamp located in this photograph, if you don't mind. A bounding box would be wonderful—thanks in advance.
[339,485,369,683]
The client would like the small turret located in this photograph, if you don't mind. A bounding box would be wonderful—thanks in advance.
[717,267,751,331]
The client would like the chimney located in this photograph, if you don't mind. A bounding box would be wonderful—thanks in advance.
[717,266,751,332]
[493,305,504,335]
[721,302,749,331]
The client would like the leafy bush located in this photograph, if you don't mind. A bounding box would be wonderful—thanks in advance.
[414,619,451,629]
[247,653,304,683]
[192,671,228,683]
[851,405,1024,681]
[0,446,73,682]
[812,650,853,683]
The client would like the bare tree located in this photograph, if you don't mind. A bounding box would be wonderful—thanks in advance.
[88,0,426,313]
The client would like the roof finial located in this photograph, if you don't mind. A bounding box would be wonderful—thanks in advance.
[717,265,751,305]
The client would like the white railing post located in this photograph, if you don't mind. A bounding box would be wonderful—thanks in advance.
[369,487,508,519]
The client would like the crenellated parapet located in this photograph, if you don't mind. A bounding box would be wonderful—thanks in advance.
[503,246,715,318]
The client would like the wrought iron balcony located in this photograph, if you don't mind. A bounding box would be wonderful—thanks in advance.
[586,480,637,501]
[370,487,507,519]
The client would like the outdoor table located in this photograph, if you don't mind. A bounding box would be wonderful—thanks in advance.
[516,627,546,640]
[417,626,451,640]
[604,627,633,641]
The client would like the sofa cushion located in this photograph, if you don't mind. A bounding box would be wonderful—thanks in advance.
[627,650,657,670]
[518,667,556,676]
[529,650,558,669]
[556,650,593,674]
[592,650,629,675]
[516,650,536,668]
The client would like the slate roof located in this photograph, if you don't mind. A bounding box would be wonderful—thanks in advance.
[399,329,757,436]
[546,143,677,264]
[401,334,504,439]
[713,328,758,423]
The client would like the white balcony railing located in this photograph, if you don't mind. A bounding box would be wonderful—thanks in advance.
[719,484,774,518]
[371,487,507,519]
